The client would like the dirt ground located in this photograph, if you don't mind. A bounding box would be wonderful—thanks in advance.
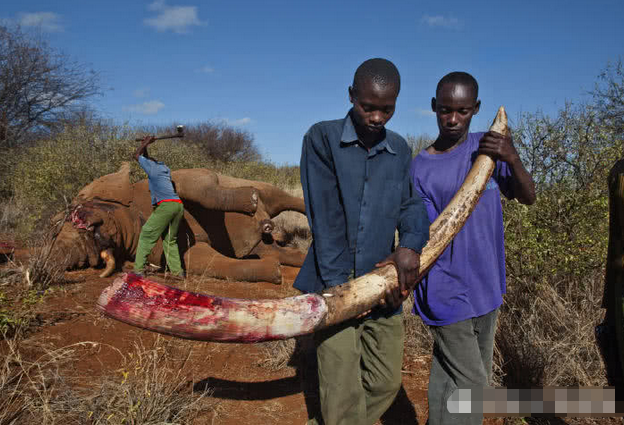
[1,252,511,424]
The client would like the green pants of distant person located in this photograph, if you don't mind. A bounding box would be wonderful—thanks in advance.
[308,313,404,425]
[134,201,184,276]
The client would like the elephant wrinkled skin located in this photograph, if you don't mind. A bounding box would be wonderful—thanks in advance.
[50,163,307,283]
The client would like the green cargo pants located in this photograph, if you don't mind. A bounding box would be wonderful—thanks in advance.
[308,313,404,425]
[134,201,184,276]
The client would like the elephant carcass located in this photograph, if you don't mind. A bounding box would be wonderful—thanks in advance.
[49,166,307,283]
[97,107,510,342]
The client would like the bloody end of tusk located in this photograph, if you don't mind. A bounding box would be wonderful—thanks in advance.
[96,273,328,342]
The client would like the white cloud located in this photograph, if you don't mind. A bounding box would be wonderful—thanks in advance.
[196,65,214,74]
[421,15,461,30]
[133,88,151,98]
[148,0,167,11]
[19,12,63,32]
[144,1,203,34]
[123,100,165,115]
[219,117,252,126]
[416,108,435,117]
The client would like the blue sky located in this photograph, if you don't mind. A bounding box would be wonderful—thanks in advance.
[2,1,622,165]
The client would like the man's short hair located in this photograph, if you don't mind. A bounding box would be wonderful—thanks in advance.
[352,58,401,95]
[436,72,479,101]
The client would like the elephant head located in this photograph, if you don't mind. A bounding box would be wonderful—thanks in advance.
[50,163,137,277]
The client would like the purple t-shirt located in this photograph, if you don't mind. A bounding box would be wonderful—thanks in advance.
[410,132,515,326]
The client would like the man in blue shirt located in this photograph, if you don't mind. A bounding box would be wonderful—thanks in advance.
[410,72,536,425]
[295,58,430,425]
[133,136,185,278]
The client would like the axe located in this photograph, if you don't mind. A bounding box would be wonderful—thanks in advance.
[135,125,184,142]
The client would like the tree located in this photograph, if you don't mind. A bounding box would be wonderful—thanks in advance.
[180,122,261,163]
[0,25,100,147]
[592,58,624,137]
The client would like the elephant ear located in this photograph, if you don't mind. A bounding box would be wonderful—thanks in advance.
[76,162,133,206]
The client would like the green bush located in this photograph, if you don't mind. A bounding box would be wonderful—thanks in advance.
[503,188,609,287]
[7,120,301,235]
[494,98,621,389]
[10,123,134,233]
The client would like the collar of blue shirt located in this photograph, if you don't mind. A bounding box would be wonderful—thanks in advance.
[339,111,396,156]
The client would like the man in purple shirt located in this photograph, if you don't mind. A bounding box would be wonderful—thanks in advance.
[410,72,536,425]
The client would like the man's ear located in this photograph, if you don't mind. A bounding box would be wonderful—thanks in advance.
[431,97,437,112]
[348,86,355,104]
[474,100,481,115]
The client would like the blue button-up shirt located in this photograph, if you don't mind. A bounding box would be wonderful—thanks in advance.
[138,155,181,205]
[294,111,430,296]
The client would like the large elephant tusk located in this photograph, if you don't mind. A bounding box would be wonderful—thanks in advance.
[99,249,116,278]
[97,107,509,342]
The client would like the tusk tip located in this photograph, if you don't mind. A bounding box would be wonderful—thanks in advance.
[491,106,509,136]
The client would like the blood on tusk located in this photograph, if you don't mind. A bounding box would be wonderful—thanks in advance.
[97,107,509,344]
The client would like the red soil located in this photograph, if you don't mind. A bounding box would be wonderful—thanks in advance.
[3,260,506,425]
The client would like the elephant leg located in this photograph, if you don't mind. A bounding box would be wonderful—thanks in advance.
[261,190,305,218]
[212,174,306,217]
[174,171,259,215]
[250,242,307,268]
[184,242,282,284]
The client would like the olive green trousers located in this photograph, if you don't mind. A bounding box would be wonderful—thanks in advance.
[614,280,624,380]
[307,313,404,425]
[134,201,184,276]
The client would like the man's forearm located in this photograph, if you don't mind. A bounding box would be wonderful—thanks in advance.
[133,142,149,161]
[508,157,536,205]
[398,178,430,253]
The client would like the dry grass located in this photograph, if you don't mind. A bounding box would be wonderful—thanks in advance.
[23,240,68,292]
[0,258,48,340]
[0,229,71,339]
[257,338,299,371]
[402,293,433,358]
[56,337,218,424]
[494,272,606,389]
[0,333,30,424]
[0,331,100,425]
[0,263,22,286]
[0,334,218,425]
[0,199,20,240]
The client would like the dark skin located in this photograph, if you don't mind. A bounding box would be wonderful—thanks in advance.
[349,80,421,311]
[348,81,397,149]
[133,135,157,161]
[429,82,536,206]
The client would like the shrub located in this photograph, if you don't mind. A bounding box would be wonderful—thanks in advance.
[7,119,301,236]
[138,121,261,163]
[0,336,218,424]
[9,122,136,233]
[55,338,217,424]
[493,99,620,392]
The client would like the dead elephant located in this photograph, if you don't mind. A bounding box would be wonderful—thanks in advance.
[50,163,307,283]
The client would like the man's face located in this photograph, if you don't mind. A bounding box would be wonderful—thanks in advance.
[349,81,398,139]
[432,83,480,143]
